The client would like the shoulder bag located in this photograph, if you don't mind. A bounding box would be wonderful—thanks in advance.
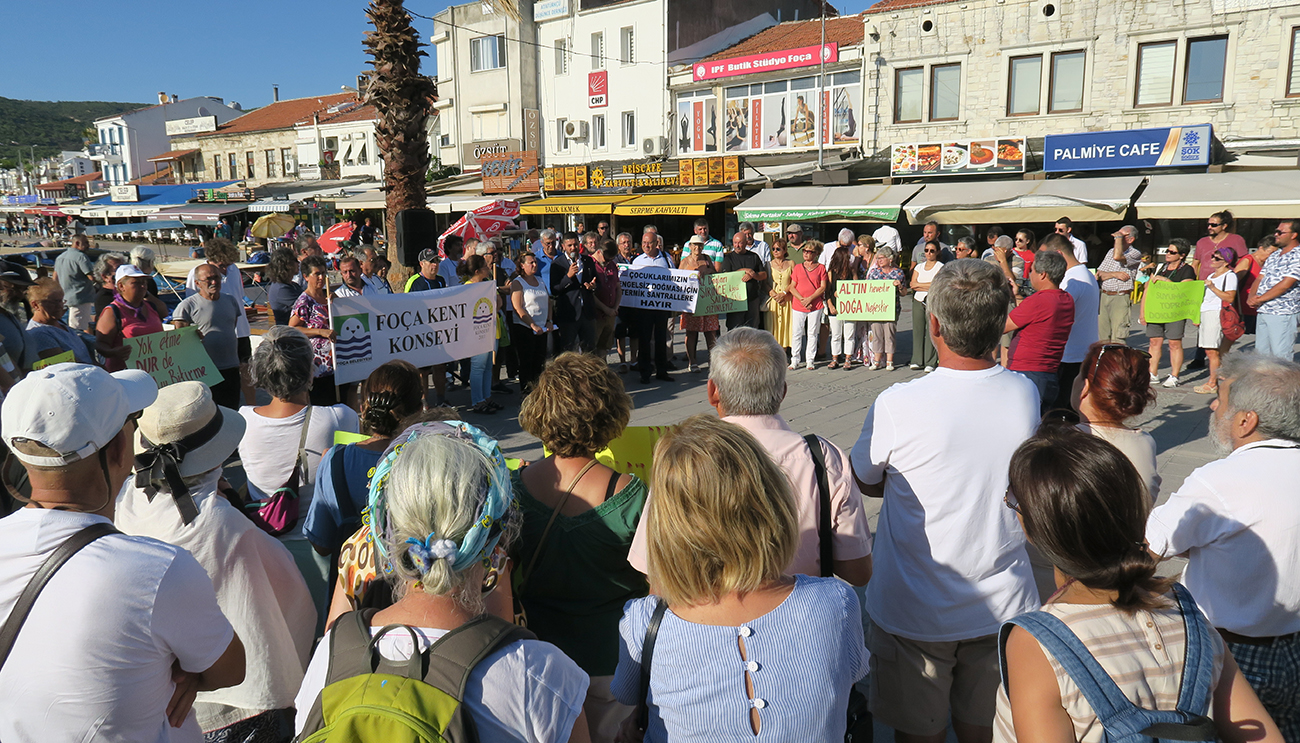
[510,459,601,627]
[805,434,873,743]
[249,405,313,537]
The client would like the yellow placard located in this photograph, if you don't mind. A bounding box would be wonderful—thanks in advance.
[31,350,75,370]
[543,425,674,485]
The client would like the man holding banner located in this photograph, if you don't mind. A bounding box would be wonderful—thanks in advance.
[721,232,767,331]
[172,264,244,409]
[630,231,676,384]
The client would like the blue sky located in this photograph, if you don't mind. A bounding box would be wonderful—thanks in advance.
[3,0,879,106]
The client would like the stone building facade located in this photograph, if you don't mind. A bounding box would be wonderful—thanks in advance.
[863,0,1300,154]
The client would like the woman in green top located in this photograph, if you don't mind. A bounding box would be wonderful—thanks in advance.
[512,352,648,743]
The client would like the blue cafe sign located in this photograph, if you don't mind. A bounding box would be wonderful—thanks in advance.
[1044,124,1212,173]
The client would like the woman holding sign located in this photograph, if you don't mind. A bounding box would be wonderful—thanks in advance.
[679,236,719,373]
[826,247,858,370]
[289,255,339,406]
[1140,239,1198,388]
[865,247,907,371]
[95,265,164,372]
[1194,247,1240,394]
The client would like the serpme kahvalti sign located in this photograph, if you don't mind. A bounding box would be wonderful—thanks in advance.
[1044,125,1212,173]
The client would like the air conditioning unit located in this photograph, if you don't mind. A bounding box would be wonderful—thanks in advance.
[564,120,589,139]
[642,136,667,156]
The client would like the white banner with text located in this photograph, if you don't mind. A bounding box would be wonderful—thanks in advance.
[618,266,701,312]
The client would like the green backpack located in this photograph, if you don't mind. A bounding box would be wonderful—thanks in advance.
[296,609,536,743]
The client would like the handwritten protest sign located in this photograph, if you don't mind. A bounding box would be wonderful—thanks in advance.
[618,266,700,312]
[1143,280,1203,324]
[545,425,673,485]
[330,282,496,384]
[693,271,748,316]
[31,350,74,370]
[128,327,223,388]
[834,280,898,322]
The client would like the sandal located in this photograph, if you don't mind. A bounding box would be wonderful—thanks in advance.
[1193,382,1218,394]
[843,361,854,371]
[828,360,840,369]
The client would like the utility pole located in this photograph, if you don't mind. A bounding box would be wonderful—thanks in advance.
[816,5,826,170]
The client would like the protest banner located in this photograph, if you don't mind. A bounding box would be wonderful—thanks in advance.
[618,265,700,312]
[834,280,898,322]
[545,424,673,485]
[693,271,748,316]
[31,350,74,370]
[330,282,496,384]
[127,327,223,388]
[1143,279,1203,324]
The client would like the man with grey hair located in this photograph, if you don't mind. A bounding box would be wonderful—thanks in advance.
[739,221,770,263]
[625,327,872,584]
[850,260,1039,743]
[1096,225,1142,342]
[821,227,856,268]
[1146,354,1300,740]
[1003,249,1074,413]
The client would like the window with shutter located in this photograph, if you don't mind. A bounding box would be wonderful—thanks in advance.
[620,27,634,64]
[555,38,569,75]
[1008,55,1042,116]
[1135,41,1176,107]
[591,32,604,70]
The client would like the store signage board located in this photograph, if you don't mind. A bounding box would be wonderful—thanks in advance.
[693,43,838,82]
[110,185,140,202]
[677,156,740,187]
[481,151,540,194]
[1044,125,1212,173]
[523,109,541,153]
[891,138,1026,177]
[589,71,608,108]
[164,116,217,136]
[460,138,522,172]
[534,0,570,21]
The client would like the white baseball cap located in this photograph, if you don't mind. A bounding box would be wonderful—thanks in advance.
[3,364,158,467]
[115,264,147,282]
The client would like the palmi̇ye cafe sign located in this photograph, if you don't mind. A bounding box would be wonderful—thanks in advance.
[542,156,741,192]
[693,43,839,82]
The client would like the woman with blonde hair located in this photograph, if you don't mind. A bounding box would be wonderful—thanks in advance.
[764,239,793,353]
[514,352,647,742]
[612,415,866,742]
[294,421,592,742]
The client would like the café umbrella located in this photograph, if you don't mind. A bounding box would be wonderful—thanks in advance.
[318,221,355,254]
[436,200,519,256]
[249,212,296,238]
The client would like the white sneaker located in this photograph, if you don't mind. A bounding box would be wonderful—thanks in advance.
[1150,373,1160,383]
[924,366,936,373]
[788,363,798,371]
[910,364,922,370]
[885,364,895,371]
[1162,375,1180,388]
[805,362,815,371]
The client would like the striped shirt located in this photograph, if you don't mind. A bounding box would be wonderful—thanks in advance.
[612,575,867,742]
[993,598,1225,743]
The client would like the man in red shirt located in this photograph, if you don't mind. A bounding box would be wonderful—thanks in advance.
[1004,249,1074,414]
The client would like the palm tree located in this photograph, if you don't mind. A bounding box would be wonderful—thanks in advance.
[364,0,437,289]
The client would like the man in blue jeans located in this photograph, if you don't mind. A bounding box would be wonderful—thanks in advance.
[1004,249,1075,413]
[1248,220,1300,360]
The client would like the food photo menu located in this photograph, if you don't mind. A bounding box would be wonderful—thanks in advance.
[890,137,1026,177]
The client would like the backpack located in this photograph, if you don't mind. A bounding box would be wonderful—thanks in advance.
[998,583,1217,743]
[296,609,536,743]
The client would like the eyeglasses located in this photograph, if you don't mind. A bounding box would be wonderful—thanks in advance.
[1207,222,1223,227]
[1004,489,1021,514]
[1276,229,1293,236]
[1211,254,1225,261]
[1165,250,1181,257]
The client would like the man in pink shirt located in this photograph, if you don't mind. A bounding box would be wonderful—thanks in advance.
[626,327,872,583]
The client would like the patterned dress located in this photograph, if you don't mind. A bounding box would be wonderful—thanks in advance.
[680,257,720,332]
[766,261,793,347]
[292,292,334,377]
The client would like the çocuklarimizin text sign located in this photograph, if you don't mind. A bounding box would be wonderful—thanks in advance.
[330,282,497,385]
[127,326,223,388]
[833,281,898,322]
[693,271,748,316]
[1142,279,1205,324]
[1044,125,1212,173]
[618,266,701,312]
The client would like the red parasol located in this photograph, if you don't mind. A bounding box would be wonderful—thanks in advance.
[318,221,355,254]
[437,200,519,256]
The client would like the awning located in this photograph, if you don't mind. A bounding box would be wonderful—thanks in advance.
[247,198,296,213]
[519,195,637,215]
[82,220,187,236]
[613,192,733,216]
[1136,171,1300,219]
[147,149,200,163]
[147,203,248,226]
[334,190,387,210]
[903,176,1145,224]
[735,184,924,222]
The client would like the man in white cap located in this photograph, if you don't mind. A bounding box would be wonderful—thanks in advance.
[0,364,245,742]
[117,381,315,740]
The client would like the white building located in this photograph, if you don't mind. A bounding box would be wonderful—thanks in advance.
[294,101,384,181]
[58,151,95,180]
[432,1,541,172]
[92,94,244,186]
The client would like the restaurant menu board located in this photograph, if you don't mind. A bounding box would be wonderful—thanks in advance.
[890,138,1026,177]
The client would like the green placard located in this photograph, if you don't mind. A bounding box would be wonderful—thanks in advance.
[834,280,898,322]
[126,326,224,389]
[694,271,748,316]
[1143,279,1203,324]
[334,431,369,445]
[31,350,74,370]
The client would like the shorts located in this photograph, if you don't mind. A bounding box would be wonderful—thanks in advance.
[866,617,1001,736]
[1145,320,1186,339]
[1198,310,1223,349]
[237,335,252,363]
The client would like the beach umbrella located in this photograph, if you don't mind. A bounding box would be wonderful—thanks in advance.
[249,213,296,238]
[318,221,355,254]
[436,200,519,255]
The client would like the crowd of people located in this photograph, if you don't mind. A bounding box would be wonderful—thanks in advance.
[0,210,1296,743]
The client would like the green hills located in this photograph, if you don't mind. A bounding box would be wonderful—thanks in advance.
[0,98,147,168]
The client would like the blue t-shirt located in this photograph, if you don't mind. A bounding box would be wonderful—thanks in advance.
[303,444,384,552]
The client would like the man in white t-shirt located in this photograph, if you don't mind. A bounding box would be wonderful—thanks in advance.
[1054,216,1090,265]
[186,237,253,405]
[873,224,903,255]
[1039,232,1100,411]
[849,260,1039,743]
[1146,355,1300,740]
[739,221,771,263]
[627,327,873,583]
[0,364,245,743]
[822,227,855,269]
